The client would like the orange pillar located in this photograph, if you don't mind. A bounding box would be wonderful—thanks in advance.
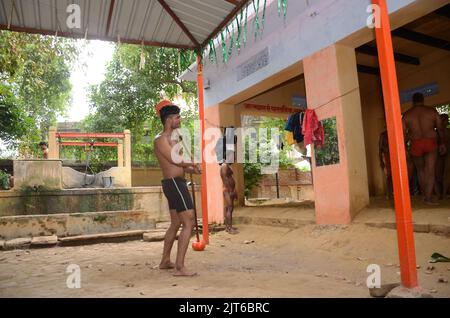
[372,0,418,288]
[197,54,209,244]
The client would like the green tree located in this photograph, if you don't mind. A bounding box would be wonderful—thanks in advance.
[0,30,78,155]
[82,45,197,167]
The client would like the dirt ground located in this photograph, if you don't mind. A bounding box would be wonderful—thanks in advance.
[0,224,449,298]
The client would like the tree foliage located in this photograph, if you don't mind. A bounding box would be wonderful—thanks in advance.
[0,30,77,155]
[79,45,197,166]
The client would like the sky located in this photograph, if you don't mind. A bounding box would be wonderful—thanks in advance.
[59,39,115,122]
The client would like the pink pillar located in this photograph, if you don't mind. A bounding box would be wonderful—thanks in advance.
[203,103,242,224]
[304,44,369,224]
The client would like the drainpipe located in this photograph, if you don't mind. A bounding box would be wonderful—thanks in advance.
[197,54,209,244]
[372,0,418,288]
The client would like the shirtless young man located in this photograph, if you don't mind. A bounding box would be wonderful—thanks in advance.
[220,150,238,234]
[154,101,201,277]
[402,93,447,205]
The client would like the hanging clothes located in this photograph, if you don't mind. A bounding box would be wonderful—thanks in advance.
[286,131,295,145]
[302,109,324,147]
[284,112,304,143]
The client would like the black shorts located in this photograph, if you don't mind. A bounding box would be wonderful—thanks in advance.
[161,177,194,213]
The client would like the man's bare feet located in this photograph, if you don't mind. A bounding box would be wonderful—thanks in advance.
[173,267,197,277]
[159,261,175,270]
[226,227,239,234]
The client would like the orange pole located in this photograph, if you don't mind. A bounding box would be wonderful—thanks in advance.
[197,54,209,244]
[372,0,417,288]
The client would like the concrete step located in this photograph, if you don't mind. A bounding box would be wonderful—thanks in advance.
[234,216,315,228]
[0,210,156,240]
[143,229,178,242]
[3,237,32,250]
[58,230,152,246]
[31,235,58,247]
[363,222,450,236]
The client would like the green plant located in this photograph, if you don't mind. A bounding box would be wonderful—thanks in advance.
[0,170,10,190]
[298,165,311,172]
[315,117,340,167]
[244,161,262,198]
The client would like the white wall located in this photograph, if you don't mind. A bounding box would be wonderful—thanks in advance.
[181,0,437,107]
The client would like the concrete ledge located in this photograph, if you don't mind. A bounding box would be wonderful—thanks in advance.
[4,237,32,250]
[429,225,450,236]
[0,210,156,240]
[143,229,182,242]
[58,230,151,246]
[31,235,58,247]
[365,222,450,236]
[234,216,315,228]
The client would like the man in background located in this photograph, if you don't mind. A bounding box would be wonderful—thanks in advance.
[220,150,238,234]
[402,93,446,205]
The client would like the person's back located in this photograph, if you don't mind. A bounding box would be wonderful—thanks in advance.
[402,93,446,205]
[403,105,440,140]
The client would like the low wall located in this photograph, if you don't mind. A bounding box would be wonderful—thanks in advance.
[0,186,202,240]
[0,210,155,240]
[0,186,201,218]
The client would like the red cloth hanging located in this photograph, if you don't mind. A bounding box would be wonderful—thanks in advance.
[302,109,325,147]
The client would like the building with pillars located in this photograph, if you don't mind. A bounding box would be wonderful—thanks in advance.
[1,0,449,291]
[181,0,450,226]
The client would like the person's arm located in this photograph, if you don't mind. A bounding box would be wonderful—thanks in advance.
[220,165,233,191]
[402,114,409,142]
[184,164,202,174]
[435,112,447,155]
[154,137,196,168]
[379,134,385,169]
